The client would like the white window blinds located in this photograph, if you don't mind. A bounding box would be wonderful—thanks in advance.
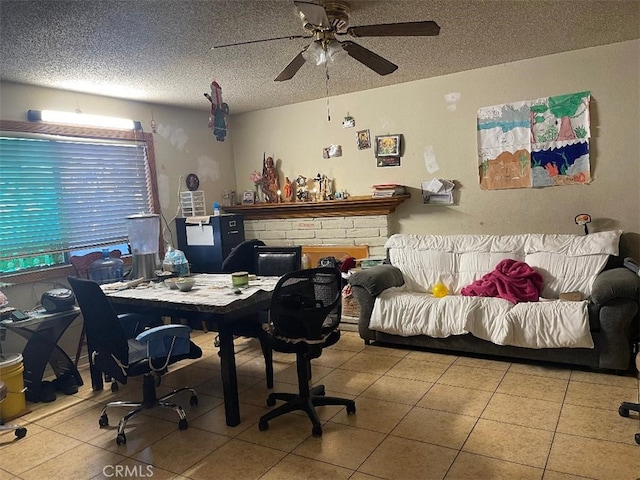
[0,133,154,273]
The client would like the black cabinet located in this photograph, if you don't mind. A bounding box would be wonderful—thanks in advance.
[175,215,244,273]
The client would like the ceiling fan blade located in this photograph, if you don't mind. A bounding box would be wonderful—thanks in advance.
[341,41,397,76]
[346,20,440,37]
[212,34,309,49]
[274,50,307,81]
[294,1,330,28]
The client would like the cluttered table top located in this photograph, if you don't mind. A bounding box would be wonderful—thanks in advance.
[102,274,280,314]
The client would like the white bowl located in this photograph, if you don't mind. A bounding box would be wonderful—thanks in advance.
[164,278,178,289]
[175,278,195,292]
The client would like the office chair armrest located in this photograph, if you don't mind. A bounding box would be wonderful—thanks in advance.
[135,325,192,359]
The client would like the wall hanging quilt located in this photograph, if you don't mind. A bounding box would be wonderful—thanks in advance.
[477,91,591,190]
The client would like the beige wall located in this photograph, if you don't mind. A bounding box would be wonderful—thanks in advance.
[0,82,234,310]
[231,40,640,259]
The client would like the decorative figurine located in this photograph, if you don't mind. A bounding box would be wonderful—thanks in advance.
[295,175,308,202]
[204,80,229,142]
[262,154,279,203]
[311,172,334,201]
[283,177,293,202]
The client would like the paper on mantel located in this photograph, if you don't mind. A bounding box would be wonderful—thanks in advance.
[421,178,454,205]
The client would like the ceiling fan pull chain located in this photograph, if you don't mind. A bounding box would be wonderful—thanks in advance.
[325,63,331,122]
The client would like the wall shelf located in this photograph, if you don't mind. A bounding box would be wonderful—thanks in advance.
[221,194,410,220]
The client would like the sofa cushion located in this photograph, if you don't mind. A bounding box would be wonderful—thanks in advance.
[458,252,524,294]
[524,252,609,299]
[523,231,621,298]
[389,248,457,293]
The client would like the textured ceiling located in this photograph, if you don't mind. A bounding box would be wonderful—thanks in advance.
[1,0,638,115]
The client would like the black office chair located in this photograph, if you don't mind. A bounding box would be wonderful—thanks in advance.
[618,350,640,445]
[67,276,202,445]
[258,267,356,437]
[221,239,265,273]
[217,239,274,387]
[70,251,162,393]
[254,245,302,276]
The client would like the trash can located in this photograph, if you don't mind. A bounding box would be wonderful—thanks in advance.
[0,353,26,421]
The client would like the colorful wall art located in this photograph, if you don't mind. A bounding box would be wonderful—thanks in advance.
[477,91,591,190]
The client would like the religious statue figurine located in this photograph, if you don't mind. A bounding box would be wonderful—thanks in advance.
[283,177,293,202]
[262,155,279,203]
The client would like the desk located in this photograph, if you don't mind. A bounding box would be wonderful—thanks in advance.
[105,274,279,427]
[1,307,83,402]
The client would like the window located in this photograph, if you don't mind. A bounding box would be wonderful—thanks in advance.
[0,120,160,276]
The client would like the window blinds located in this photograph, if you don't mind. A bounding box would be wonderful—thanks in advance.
[0,134,153,267]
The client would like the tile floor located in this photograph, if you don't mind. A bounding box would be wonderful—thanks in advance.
[1,331,639,480]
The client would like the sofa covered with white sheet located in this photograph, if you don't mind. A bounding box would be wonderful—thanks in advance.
[348,231,639,371]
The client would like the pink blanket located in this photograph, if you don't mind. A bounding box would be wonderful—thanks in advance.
[460,259,543,303]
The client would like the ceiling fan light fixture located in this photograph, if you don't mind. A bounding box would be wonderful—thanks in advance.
[302,40,326,65]
[326,39,347,63]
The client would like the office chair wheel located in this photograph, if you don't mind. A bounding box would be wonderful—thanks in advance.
[346,403,356,414]
[312,425,322,437]
[266,396,276,407]
[99,414,109,427]
[258,420,269,431]
[619,405,630,417]
[179,418,188,430]
[116,432,126,445]
[111,382,119,393]
[15,427,27,439]
[190,395,198,407]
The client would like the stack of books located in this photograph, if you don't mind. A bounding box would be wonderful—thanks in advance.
[372,184,405,198]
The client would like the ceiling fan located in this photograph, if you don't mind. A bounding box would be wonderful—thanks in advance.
[212,0,440,81]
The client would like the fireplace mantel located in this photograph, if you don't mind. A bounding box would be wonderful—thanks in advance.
[221,194,410,220]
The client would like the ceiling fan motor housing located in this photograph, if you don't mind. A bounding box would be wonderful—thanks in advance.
[321,0,350,32]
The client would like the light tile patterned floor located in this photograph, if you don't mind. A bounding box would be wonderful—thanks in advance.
[1,331,639,480]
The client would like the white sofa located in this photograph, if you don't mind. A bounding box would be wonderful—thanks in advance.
[348,231,640,371]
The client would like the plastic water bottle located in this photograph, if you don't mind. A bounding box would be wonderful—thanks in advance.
[301,253,311,269]
[213,202,220,216]
[91,249,124,284]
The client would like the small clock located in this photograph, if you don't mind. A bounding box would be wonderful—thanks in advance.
[185,173,199,191]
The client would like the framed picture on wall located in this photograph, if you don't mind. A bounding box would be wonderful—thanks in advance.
[356,129,371,150]
[375,134,401,157]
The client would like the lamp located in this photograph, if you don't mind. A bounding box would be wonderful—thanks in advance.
[27,109,141,130]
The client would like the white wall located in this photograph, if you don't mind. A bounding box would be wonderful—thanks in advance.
[230,40,640,259]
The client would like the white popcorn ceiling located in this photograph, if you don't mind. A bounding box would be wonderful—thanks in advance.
[0,0,638,115]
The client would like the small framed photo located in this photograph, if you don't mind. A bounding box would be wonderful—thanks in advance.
[375,134,401,157]
[356,129,371,150]
[242,190,255,204]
